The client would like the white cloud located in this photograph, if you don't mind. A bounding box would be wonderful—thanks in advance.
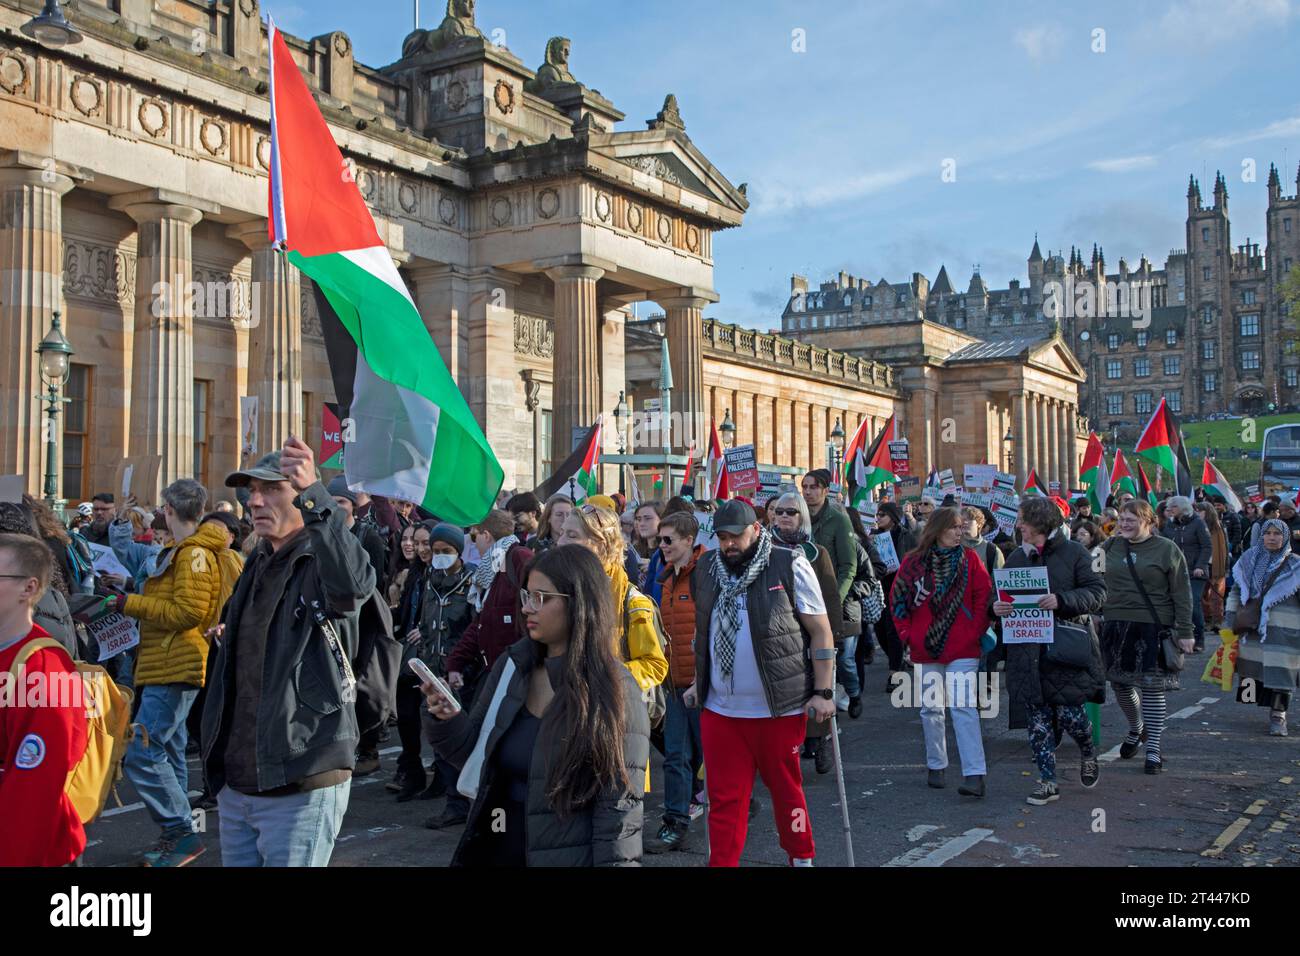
[1087,155,1159,173]
[1154,0,1291,46]
[1013,25,1065,63]
[748,164,920,215]
[1201,116,1300,149]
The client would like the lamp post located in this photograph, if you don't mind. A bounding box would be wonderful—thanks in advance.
[830,416,845,490]
[720,408,735,449]
[21,0,83,46]
[613,389,628,495]
[1003,426,1015,473]
[658,337,673,494]
[36,310,74,518]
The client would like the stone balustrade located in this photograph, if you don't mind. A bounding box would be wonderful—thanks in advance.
[701,318,894,389]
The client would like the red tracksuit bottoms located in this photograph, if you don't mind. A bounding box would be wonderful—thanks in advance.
[700,708,815,866]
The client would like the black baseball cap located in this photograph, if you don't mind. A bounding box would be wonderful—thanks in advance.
[713,499,757,535]
[225,451,287,488]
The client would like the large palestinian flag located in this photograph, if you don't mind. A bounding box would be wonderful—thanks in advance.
[268,22,501,525]
[534,418,602,502]
[1201,458,1243,512]
[1080,433,1110,512]
[846,415,898,506]
[1023,468,1048,497]
[1134,397,1194,496]
[706,418,730,500]
[1111,448,1137,497]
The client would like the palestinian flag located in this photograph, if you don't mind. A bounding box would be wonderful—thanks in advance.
[268,22,501,525]
[680,442,696,498]
[1023,468,1048,497]
[652,473,664,494]
[1134,397,1194,495]
[706,418,730,500]
[847,416,899,506]
[1111,449,1137,497]
[534,418,602,502]
[1135,461,1158,507]
[1080,432,1105,486]
[1201,458,1243,512]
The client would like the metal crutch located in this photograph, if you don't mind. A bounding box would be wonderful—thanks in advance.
[827,712,855,866]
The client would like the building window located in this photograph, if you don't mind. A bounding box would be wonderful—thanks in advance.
[1134,392,1153,415]
[1202,339,1215,361]
[1241,349,1261,371]
[62,364,91,503]
[1164,390,1183,413]
[1106,359,1122,379]
[1204,372,1218,393]
[1107,333,1120,350]
[1286,218,1293,234]
[1202,227,1210,242]
[1106,394,1123,415]
[1240,314,1260,336]
[1203,267,1211,281]
[1202,304,1213,324]
[540,409,553,481]
[1287,368,1299,389]
[1136,330,1148,348]
[1165,328,1177,346]
[1135,357,1151,377]
[194,380,212,490]
[1164,356,1181,375]
[1243,290,1256,305]
[863,295,872,307]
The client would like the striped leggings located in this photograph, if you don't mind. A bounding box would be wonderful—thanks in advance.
[1113,681,1167,762]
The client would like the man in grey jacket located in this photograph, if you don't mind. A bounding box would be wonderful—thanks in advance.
[1161,495,1212,653]
[201,437,377,866]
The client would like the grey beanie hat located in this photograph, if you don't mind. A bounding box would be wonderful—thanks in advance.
[327,475,358,506]
[428,522,465,553]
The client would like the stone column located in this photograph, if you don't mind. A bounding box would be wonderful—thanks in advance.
[228,221,302,454]
[0,154,79,494]
[546,264,604,466]
[408,262,470,393]
[109,189,219,496]
[1065,403,1079,488]
[1036,395,1051,485]
[1025,393,1039,483]
[1046,399,1061,491]
[598,300,628,493]
[468,269,522,489]
[657,291,713,454]
[1012,391,1028,487]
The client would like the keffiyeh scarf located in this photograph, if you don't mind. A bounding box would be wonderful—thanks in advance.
[469,534,518,611]
[709,527,774,684]
[892,544,968,658]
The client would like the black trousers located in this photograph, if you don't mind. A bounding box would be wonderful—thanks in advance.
[395,679,427,783]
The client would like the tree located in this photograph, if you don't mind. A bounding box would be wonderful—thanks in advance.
[1280,266,1300,361]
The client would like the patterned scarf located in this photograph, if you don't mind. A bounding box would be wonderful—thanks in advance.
[892,544,968,658]
[470,534,518,610]
[1238,520,1292,599]
[708,527,774,684]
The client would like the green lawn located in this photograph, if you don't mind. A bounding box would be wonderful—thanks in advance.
[1178,413,1300,490]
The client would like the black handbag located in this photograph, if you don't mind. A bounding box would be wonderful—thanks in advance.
[1121,540,1185,673]
[1044,618,1093,669]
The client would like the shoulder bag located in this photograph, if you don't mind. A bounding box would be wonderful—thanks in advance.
[1121,540,1184,673]
[1233,561,1290,633]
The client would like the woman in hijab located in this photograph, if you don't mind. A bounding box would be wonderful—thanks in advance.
[1226,518,1300,736]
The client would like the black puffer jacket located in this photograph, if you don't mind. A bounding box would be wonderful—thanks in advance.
[1003,534,1107,730]
[1161,514,1212,577]
[428,637,649,867]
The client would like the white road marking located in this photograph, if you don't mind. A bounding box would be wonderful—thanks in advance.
[1169,705,1204,720]
[906,824,941,842]
[884,827,993,867]
[1098,744,1123,763]
[99,790,203,819]
[1198,697,1221,705]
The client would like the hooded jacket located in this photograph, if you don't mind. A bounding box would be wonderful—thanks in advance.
[124,521,228,687]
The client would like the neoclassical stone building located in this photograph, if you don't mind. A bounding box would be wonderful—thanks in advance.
[0,0,753,502]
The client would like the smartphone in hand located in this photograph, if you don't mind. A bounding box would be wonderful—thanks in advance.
[408,658,462,715]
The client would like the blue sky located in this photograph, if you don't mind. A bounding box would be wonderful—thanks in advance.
[276,0,1300,330]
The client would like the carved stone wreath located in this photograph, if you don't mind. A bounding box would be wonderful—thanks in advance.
[438,195,458,226]
[238,0,257,17]
[0,51,30,96]
[536,188,560,220]
[199,118,227,156]
[356,169,377,202]
[398,182,418,214]
[656,214,672,243]
[255,135,271,170]
[685,225,700,253]
[626,204,643,232]
[138,97,169,138]
[445,80,468,113]
[333,33,351,58]
[492,79,514,115]
[594,191,611,222]
[490,196,512,228]
[69,75,102,116]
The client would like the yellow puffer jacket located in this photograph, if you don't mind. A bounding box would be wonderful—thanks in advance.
[606,561,669,691]
[124,522,228,687]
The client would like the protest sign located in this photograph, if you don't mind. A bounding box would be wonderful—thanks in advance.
[693,509,719,551]
[240,395,259,459]
[87,612,140,661]
[895,475,923,503]
[1246,484,1263,504]
[724,444,760,491]
[994,567,1053,643]
[84,542,131,580]
[322,402,345,469]
[755,470,783,506]
[873,530,899,573]
[937,468,956,490]
[921,485,946,505]
[113,456,161,504]
[888,440,910,476]
[963,491,993,510]
[964,464,995,490]
[992,471,1017,493]
[1048,480,1061,496]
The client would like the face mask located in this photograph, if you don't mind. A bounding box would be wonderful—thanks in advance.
[430,554,457,571]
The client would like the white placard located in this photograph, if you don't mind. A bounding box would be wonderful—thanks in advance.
[84,542,131,580]
[937,468,957,490]
[88,611,140,660]
[120,465,134,501]
[994,566,1053,643]
[992,471,1017,492]
[873,530,900,573]
[693,510,718,551]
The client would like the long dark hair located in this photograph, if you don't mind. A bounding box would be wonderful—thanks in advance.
[909,506,962,558]
[526,546,629,816]
[846,506,871,547]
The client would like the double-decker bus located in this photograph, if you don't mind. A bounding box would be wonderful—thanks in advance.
[1261,422,1300,497]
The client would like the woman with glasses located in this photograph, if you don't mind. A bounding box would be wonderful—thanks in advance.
[422,545,650,866]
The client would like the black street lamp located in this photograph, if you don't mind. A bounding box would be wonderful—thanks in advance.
[720,408,736,449]
[613,389,628,495]
[830,416,846,484]
[1003,426,1015,472]
[21,0,83,46]
[35,310,74,517]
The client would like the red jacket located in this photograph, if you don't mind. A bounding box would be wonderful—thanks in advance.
[447,544,534,676]
[891,549,992,665]
[657,546,703,689]
[0,624,89,867]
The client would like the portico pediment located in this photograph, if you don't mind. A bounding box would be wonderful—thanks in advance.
[1027,338,1086,380]
[595,127,747,221]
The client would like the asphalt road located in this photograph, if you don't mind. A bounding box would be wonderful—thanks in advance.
[83,634,1300,868]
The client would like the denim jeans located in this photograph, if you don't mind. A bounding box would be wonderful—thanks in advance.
[662,686,703,825]
[1190,577,1208,646]
[836,635,861,699]
[915,658,987,777]
[216,781,351,866]
[123,683,200,836]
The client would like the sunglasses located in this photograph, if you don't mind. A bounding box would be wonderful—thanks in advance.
[773,508,800,517]
[656,535,677,547]
[519,588,569,612]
